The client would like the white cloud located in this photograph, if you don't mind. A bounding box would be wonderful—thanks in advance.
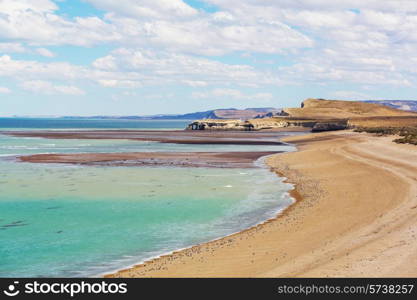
[182,80,208,87]
[86,0,198,19]
[118,16,312,55]
[0,0,313,55]
[0,86,11,93]
[0,50,277,91]
[21,80,85,95]
[192,88,273,100]
[0,43,55,57]
[0,0,118,46]
[206,0,417,13]
[35,48,55,57]
[91,48,279,87]
[2,0,417,99]
[0,42,26,53]
[0,0,57,14]
[212,88,245,98]
[0,55,84,80]
[329,90,372,100]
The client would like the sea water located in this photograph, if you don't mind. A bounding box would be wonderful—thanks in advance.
[0,118,191,131]
[0,119,295,277]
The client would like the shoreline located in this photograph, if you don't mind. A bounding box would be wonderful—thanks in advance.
[2,130,301,145]
[99,166,296,278]
[3,128,299,277]
[102,158,297,278]
[104,150,301,278]
[17,151,282,169]
[107,130,417,277]
[101,137,301,278]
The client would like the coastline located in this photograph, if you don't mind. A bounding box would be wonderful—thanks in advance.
[3,128,298,277]
[17,151,282,169]
[106,130,417,277]
[98,168,295,278]
[103,137,302,278]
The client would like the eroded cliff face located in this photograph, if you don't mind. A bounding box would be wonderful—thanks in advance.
[186,119,254,131]
[186,118,333,131]
[186,99,415,131]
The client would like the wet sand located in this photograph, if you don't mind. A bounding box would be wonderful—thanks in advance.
[4,130,296,145]
[19,151,279,168]
[106,131,417,277]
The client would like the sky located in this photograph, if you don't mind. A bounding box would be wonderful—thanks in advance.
[1,0,417,116]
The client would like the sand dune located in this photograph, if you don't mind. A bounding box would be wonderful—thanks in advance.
[107,131,417,277]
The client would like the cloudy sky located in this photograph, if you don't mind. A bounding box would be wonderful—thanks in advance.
[1,0,417,116]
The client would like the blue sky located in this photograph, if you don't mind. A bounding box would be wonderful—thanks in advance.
[1,0,417,116]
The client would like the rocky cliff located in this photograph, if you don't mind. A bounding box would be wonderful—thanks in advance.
[186,117,346,131]
[186,98,416,132]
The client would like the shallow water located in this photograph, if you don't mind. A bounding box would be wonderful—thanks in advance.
[0,119,295,277]
[0,134,294,156]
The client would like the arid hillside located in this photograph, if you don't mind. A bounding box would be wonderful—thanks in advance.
[187,98,417,134]
[283,98,416,119]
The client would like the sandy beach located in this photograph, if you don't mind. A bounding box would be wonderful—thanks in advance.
[106,130,417,277]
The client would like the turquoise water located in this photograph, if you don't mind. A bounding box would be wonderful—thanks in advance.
[0,119,295,277]
[0,118,191,131]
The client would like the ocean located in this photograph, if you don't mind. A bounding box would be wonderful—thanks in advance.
[0,117,191,131]
[0,118,294,277]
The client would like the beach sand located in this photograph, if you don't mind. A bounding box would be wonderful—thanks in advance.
[107,130,417,277]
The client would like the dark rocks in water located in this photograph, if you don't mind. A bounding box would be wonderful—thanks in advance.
[46,206,61,210]
[312,121,348,132]
[1,220,29,229]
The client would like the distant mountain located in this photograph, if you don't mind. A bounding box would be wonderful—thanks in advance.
[61,107,281,120]
[363,100,417,112]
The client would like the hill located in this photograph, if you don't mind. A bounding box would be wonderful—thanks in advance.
[282,98,416,119]
[187,98,417,132]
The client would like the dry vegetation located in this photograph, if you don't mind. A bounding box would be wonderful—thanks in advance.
[349,116,417,128]
[350,116,417,145]
[354,126,417,145]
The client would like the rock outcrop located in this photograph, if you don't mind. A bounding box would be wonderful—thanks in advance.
[187,118,320,131]
[186,119,254,131]
[186,98,417,132]
[312,121,349,132]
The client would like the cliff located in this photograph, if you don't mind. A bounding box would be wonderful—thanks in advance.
[187,98,416,132]
[187,119,253,131]
[187,117,348,131]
